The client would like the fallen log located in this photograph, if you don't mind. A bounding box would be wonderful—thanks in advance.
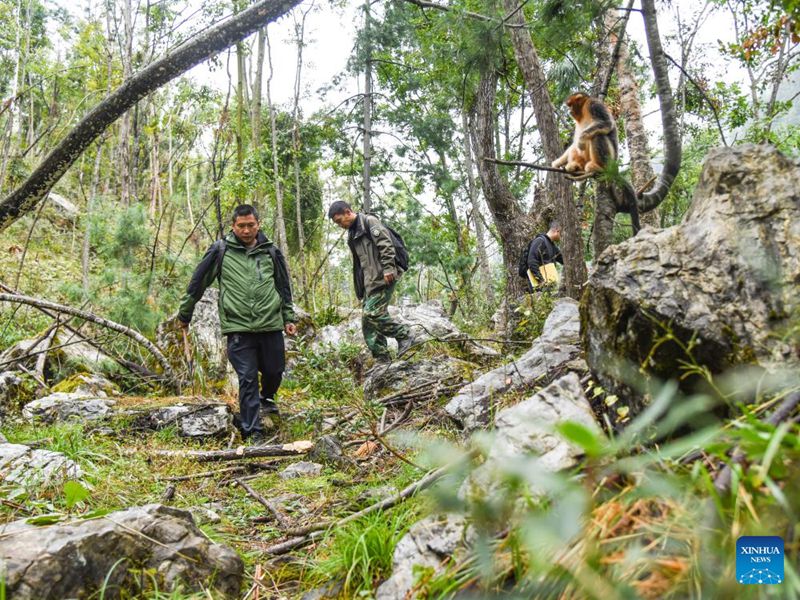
[265,452,476,555]
[149,440,314,462]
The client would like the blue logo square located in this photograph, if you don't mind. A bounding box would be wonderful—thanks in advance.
[737,536,784,584]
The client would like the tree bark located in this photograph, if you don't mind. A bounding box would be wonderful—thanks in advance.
[362,0,373,213]
[0,0,302,233]
[472,69,530,301]
[614,18,659,228]
[265,29,289,256]
[291,6,312,298]
[82,142,104,296]
[461,111,494,305]
[639,0,681,213]
[251,27,266,207]
[502,0,586,299]
[118,0,135,207]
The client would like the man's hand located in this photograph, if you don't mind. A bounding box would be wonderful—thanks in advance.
[384,272,396,285]
[284,323,297,336]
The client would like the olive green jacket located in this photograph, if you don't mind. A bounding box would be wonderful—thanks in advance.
[347,213,401,299]
[178,231,296,334]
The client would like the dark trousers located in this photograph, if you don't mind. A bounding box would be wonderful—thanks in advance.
[226,331,285,437]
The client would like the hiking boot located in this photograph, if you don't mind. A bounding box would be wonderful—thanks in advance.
[260,397,280,416]
[396,335,415,358]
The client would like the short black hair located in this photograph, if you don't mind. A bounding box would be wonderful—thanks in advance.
[232,204,259,222]
[549,220,561,231]
[327,201,352,219]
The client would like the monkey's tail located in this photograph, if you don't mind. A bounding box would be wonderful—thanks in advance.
[622,180,641,234]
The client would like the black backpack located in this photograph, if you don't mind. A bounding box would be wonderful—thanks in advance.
[517,239,535,278]
[364,216,410,271]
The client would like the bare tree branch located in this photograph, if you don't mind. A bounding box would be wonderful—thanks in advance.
[0,0,302,231]
[0,291,177,386]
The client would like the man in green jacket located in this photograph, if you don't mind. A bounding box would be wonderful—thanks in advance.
[178,204,297,444]
[328,201,413,363]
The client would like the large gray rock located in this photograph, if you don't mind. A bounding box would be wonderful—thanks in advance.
[22,392,115,423]
[583,144,800,412]
[157,288,229,382]
[461,372,600,501]
[0,443,83,487]
[46,192,79,221]
[375,514,472,600]
[313,300,498,359]
[309,434,355,470]
[148,404,232,437]
[377,375,601,598]
[0,332,113,376]
[0,504,243,599]
[363,355,475,401]
[54,331,114,372]
[445,299,585,431]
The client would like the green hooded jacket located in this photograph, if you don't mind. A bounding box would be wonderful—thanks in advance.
[178,231,296,334]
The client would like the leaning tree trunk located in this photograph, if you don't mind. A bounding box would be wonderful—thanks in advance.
[639,0,681,213]
[265,29,288,256]
[0,0,302,232]
[472,69,531,301]
[615,22,659,227]
[461,111,494,305]
[502,0,586,299]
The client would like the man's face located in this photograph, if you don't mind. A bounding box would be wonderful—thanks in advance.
[331,209,357,230]
[550,228,561,242]
[232,214,259,244]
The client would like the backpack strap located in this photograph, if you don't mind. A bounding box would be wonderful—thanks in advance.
[213,239,227,284]
[266,244,293,305]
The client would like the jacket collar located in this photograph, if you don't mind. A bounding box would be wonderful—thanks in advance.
[349,213,367,240]
[226,230,272,249]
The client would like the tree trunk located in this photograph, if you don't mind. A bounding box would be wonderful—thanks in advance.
[362,0,373,213]
[82,142,104,296]
[119,0,134,206]
[0,0,303,232]
[265,29,288,256]
[615,18,659,228]
[251,27,266,207]
[502,0,586,299]
[461,111,494,305]
[236,38,246,171]
[472,69,530,301]
[291,8,309,296]
[639,0,681,213]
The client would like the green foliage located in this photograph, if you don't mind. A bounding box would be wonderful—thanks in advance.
[513,289,557,341]
[658,127,720,228]
[63,480,91,510]
[308,507,418,596]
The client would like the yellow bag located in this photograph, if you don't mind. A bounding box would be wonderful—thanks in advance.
[527,263,560,288]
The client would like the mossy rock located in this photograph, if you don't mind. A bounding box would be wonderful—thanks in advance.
[0,370,38,411]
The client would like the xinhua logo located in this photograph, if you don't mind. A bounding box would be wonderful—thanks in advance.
[736,536,784,584]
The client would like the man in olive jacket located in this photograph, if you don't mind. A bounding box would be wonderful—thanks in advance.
[328,201,412,362]
[178,204,297,444]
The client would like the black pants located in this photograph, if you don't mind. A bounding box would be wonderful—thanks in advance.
[226,331,285,437]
